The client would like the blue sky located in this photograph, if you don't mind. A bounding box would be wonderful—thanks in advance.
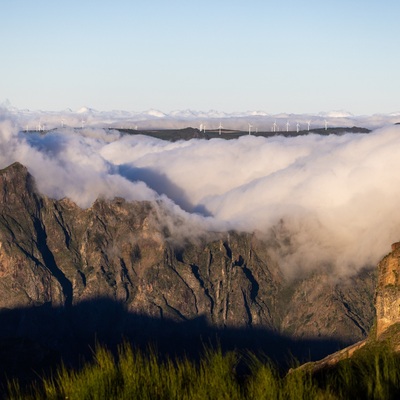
[1,0,399,114]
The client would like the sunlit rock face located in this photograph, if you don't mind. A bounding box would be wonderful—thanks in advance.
[0,162,375,344]
[296,243,400,372]
[375,242,400,337]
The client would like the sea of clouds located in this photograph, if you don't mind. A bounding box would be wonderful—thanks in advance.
[1,109,400,277]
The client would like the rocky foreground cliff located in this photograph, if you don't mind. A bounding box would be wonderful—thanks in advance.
[0,162,376,375]
[295,242,400,372]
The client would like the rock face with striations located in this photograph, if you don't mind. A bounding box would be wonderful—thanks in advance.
[375,241,400,338]
[295,242,400,372]
[0,162,376,363]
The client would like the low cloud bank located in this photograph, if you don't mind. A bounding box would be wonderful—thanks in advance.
[1,112,400,277]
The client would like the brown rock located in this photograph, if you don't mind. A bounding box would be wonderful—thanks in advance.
[0,162,375,346]
[375,243,400,337]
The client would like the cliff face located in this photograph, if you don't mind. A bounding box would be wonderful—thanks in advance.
[375,242,400,338]
[293,242,400,373]
[0,162,375,347]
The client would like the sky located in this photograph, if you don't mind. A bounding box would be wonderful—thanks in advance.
[1,0,400,115]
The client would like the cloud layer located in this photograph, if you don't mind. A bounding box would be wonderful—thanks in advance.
[1,112,400,277]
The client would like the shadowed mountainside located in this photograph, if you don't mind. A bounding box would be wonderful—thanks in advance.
[0,299,351,384]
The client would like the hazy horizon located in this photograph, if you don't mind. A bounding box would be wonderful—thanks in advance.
[3,104,400,132]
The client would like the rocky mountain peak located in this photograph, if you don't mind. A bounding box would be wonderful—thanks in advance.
[0,162,39,211]
[0,161,31,190]
[0,162,377,376]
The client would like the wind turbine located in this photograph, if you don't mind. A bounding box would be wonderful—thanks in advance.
[286,121,290,132]
[296,122,300,133]
[307,120,311,131]
[324,120,328,130]
[218,122,223,136]
[199,123,203,132]
[248,123,253,135]
[272,121,277,133]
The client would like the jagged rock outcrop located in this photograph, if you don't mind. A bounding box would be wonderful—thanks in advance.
[0,162,375,353]
[375,241,400,338]
[296,241,400,372]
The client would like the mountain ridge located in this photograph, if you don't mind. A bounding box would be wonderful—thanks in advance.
[0,161,376,377]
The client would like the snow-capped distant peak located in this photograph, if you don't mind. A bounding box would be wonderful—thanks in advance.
[169,109,200,118]
[249,110,270,116]
[77,106,93,114]
[318,110,354,118]
[145,109,166,118]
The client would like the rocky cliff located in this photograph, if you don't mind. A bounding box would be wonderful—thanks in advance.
[0,162,376,374]
[297,242,400,372]
[375,241,400,339]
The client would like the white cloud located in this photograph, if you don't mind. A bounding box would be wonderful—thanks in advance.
[1,113,400,278]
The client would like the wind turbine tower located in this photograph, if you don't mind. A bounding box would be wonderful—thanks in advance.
[324,120,328,130]
[248,123,253,135]
[296,122,300,133]
[286,121,290,132]
[307,121,311,131]
[218,122,223,136]
[272,121,277,133]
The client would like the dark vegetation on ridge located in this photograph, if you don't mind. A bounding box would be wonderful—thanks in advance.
[117,126,371,141]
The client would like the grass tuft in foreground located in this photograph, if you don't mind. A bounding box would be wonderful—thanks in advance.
[5,341,400,399]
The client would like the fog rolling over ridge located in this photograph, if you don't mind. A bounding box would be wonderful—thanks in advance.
[1,117,400,278]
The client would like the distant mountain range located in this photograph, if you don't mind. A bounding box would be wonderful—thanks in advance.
[3,106,400,131]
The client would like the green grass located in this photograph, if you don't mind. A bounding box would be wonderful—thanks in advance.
[5,341,400,399]
[323,342,400,399]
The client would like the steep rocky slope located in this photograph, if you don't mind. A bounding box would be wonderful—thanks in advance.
[297,241,400,372]
[0,162,376,371]
[375,241,400,339]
